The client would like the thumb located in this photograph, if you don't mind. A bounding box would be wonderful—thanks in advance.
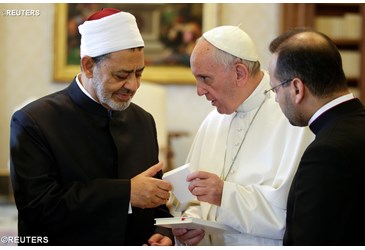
[142,162,163,177]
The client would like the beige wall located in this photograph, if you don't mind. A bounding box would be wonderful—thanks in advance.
[0,3,60,170]
[219,3,281,69]
[0,11,5,170]
[0,3,281,171]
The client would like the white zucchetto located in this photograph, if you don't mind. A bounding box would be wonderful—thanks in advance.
[203,25,259,62]
[78,8,144,58]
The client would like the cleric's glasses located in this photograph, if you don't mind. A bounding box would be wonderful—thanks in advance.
[264,79,292,94]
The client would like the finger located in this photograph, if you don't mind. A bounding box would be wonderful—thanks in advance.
[187,171,211,181]
[186,233,205,246]
[156,179,172,191]
[188,180,201,193]
[149,198,165,208]
[142,162,163,177]
[188,178,206,192]
[195,171,212,179]
[179,229,205,245]
[186,171,200,181]
[150,236,172,246]
[155,190,170,201]
[191,186,202,196]
[172,228,188,236]
[148,233,163,244]
[196,194,208,202]
[142,190,168,207]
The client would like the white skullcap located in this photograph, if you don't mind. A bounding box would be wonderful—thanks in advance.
[203,25,259,62]
[78,9,144,58]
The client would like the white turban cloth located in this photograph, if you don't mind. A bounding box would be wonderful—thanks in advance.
[203,25,259,62]
[78,11,145,58]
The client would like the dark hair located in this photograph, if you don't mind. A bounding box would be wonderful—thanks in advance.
[91,53,111,65]
[269,27,347,97]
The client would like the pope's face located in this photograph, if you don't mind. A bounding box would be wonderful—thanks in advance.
[190,40,238,115]
[92,48,145,111]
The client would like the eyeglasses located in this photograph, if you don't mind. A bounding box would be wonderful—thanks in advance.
[264,79,292,94]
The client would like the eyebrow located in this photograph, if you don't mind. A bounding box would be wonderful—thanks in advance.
[194,73,208,78]
[115,67,145,75]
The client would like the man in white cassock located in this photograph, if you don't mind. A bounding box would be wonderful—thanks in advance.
[170,26,314,245]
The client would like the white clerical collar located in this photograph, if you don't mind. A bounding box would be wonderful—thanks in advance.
[236,71,269,113]
[75,73,98,103]
[308,93,355,125]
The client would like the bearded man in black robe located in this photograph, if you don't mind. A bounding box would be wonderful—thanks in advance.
[10,8,173,246]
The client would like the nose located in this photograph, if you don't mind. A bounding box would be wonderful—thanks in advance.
[124,75,140,92]
[196,83,207,96]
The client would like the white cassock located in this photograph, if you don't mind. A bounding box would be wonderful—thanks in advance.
[172,71,314,245]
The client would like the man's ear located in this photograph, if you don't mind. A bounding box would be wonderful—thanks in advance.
[81,56,95,79]
[235,63,249,87]
[292,78,305,104]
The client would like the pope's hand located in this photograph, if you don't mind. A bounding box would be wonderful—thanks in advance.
[173,228,205,246]
[187,171,223,206]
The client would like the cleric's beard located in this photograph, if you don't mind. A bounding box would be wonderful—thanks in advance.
[92,74,131,111]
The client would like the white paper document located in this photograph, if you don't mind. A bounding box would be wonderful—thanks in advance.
[155,217,238,234]
[162,163,196,209]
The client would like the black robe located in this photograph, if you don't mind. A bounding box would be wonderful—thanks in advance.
[10,79,172,245]
[284,98,365,245]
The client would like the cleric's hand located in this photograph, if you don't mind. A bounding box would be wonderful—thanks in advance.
[144,233,173,246]
[131,162,172,208]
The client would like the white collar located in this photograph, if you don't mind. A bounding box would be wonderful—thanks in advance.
[308,93,355,125]
[75,73,98,103]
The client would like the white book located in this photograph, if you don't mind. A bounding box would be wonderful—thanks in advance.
[155,217,238,234]
[162,163,196,210]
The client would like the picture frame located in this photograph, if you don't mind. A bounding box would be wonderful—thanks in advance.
[53,3,218,84]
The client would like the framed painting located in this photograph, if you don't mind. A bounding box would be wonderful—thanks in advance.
[53,3,217,84]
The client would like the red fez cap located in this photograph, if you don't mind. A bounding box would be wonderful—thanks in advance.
[87,8,121,21]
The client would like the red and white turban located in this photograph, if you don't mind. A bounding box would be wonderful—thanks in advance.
[78,8,144,58]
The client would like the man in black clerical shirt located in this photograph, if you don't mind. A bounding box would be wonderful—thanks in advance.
[268,27,365,245]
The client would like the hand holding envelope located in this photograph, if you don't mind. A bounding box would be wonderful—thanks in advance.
[158,163,238,244]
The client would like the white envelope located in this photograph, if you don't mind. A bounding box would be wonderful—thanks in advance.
[162,163,196,209]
